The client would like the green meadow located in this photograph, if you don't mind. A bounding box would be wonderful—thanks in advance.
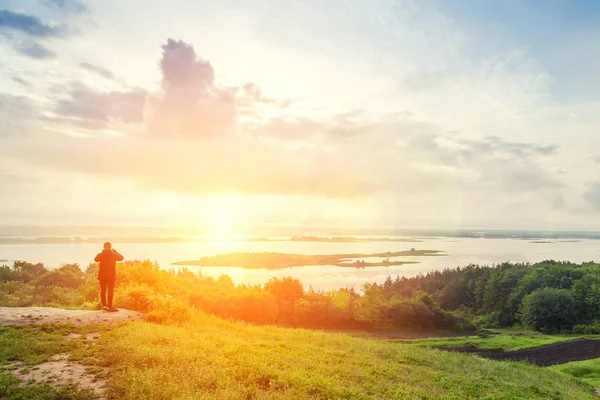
[399,329,592,351]
[0,315,597,400]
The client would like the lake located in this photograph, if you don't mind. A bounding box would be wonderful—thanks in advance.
[1,237,599,290]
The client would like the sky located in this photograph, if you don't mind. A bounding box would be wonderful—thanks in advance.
[1,0,600,232]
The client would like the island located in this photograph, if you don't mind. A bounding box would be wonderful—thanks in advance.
[173,249,444,269]
[290,236,422,243]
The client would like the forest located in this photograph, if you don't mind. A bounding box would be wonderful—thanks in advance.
[1,259,598,333]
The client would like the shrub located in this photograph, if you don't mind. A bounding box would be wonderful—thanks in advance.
[572,324,586,334]
[572,323,600,335]
[473,311,501,328]
[585,325,600,335]
[144,295,192,324]
[117,283,155,312]
[520,288,577,333]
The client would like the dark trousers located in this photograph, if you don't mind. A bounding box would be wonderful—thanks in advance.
[99,278,115,308]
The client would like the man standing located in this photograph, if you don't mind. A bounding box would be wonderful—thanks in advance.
[94,242,124,312]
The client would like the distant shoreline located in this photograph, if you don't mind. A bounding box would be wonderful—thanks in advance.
[1,229,600,244]
[0,236,424,245]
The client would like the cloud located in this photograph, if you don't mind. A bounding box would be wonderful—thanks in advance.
[459,136,557,159]
[15,41,56,59]
[236,83,286,112]
[0,104,561,203]
[249,117,327,141]
[399,129,563,198]
[0,170,40,191]
[584,180,600,211]
[160,38,215,88]
[478,163,563,192]
[12,76,30,86]
[0,36,568,209]
[0,94,40,137]
[147,38,238,139]
[40,0,89,15]
[405,133,558,169]
[79,62,114,79]
[0,136,338,196]
[0,9,66,37]
[248,112,563,200]
[53,81,146,128]
[249,112,403,143]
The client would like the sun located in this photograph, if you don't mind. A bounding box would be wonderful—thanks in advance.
[209,207,245,238]
[197,196,249,237]
[212,211,230,233]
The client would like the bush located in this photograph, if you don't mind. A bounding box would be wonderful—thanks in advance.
[473,311,501,328]
[144,295,192,324]
[225,289,278,325]
[572,323,600,335]
[520,288,577,333]
[117,283,155,312]
[585,324,600,334]
[33,268,83,289]
[572,324,586,334]
[454,319,477,332]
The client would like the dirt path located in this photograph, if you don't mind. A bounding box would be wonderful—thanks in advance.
[0,306,141,325]
[442,338,600,366]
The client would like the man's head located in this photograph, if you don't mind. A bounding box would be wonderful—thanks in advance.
[103,242,112,250]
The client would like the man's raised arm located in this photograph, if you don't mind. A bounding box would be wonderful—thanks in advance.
[113,249,124,261]
[94,253,102,262]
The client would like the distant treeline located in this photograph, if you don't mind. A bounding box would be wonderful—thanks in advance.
[0,236,194,244]
[0,236,420,244]
[0,236,274,244]
[2,259,598,333]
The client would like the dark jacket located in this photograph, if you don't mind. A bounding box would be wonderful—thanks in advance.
[94,249,124,281]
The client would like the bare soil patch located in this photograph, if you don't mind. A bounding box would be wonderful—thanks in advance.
[0,306,140,326]
[3,353,107,398]
[443,338,600,366]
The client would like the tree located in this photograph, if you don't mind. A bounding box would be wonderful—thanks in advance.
[519,288,577,333]
[439,278,474,310]
[13,261,46,282]
[264,277,303,304]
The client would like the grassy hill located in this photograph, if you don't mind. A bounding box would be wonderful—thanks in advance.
[552,359,600,389]
[398,329,587,351]
[0,313,597,399]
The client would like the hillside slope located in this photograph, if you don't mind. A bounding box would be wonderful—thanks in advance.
[93,313,595,399]
[0,311,596,399]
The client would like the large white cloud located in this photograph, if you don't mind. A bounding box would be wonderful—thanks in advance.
[146,39,238,139]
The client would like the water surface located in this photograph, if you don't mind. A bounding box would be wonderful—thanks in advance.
[1,237,599,290]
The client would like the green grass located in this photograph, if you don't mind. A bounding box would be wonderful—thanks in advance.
[0,373,96,400]
[0,317,597,399]
[0,324,112,365]
[91,313,595,399]
[552,359,600,388]
[400,330,594,351]
[0,324,117,399]
[0,325,100,399]
[0,325,74,365]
